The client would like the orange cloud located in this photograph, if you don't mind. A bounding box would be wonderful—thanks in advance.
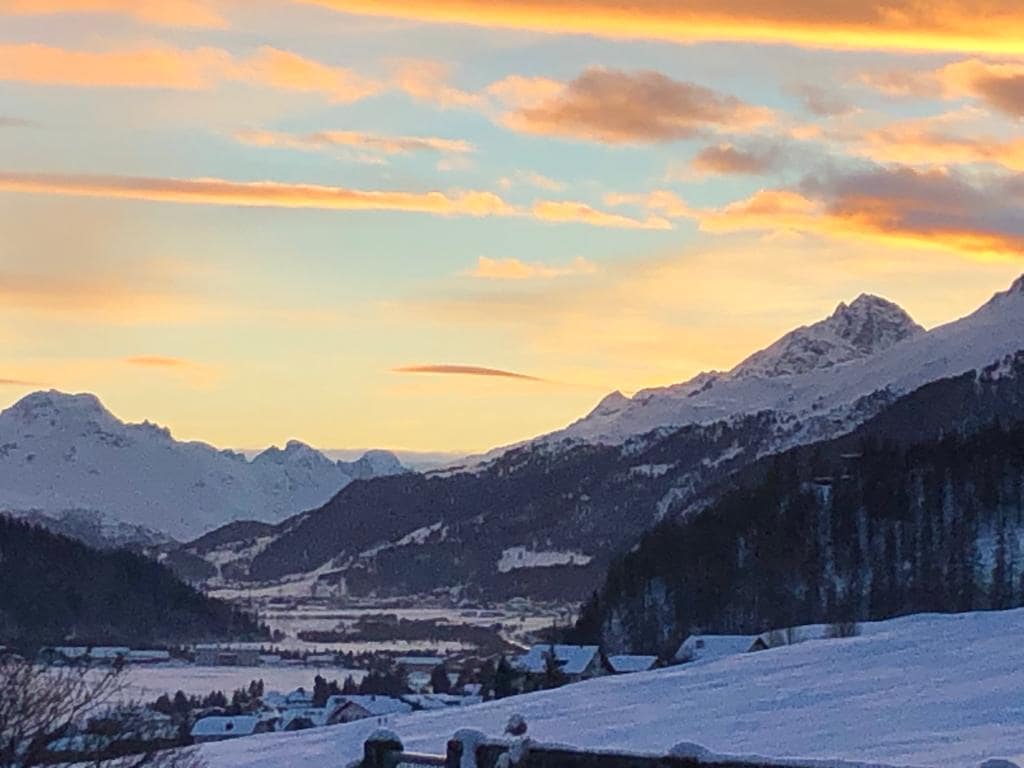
[394,364,544,381]
[502,67,770,144]
[0,44,228,90]
[297,0,1024,55]
[467,255,597,280]
[941,59,1024,118]
[853,118,1024,171]
[235,129,474,157]
[0,377,42,386]
[238,47,380,103]
[392,59,483,109]
[698,168,1024,259]
[0,44,379,102]
[0,171,515,217]
[498,171,565,192]
[605,189,694,219]
[124,355,192,368]
[4,0,225,28]
[532,200,672,229]
[691,143,778,176]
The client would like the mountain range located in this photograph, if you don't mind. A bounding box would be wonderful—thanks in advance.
[0,391,404,541]
[172,275,1024,600]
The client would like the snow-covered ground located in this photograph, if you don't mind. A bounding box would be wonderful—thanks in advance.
[201,609,1024,768]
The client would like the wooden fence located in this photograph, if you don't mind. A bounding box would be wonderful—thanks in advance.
[361,730,843,768]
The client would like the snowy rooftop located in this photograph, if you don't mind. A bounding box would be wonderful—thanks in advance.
[607,655,659,673]
[335,695,413,717]
[514,645,601,675]
[675,634,758,662]
[200,609,1024,767]
[191,716,262,738]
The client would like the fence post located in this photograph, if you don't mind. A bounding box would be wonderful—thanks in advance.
[446,739,464,768]
[363,730,403,768]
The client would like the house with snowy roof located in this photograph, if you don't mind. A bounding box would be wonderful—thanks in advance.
[513,645,611,685]
[190,716,273,743]
[328,695,412,724]
[674,634,763,664]
[607,654,660,674]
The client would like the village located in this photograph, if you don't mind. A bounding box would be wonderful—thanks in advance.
[16,621,862,762]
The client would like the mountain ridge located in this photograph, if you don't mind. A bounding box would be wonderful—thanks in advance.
[0,390,406,540]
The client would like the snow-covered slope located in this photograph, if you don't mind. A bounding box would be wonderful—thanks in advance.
[0,391,405,540]
[554,276,1024,445]
[199,609,1024,768]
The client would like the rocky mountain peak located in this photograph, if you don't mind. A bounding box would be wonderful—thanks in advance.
[730,293,923,379]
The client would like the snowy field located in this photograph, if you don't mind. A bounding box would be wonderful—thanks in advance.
[202,609,1024,768]
[114,665,365,701]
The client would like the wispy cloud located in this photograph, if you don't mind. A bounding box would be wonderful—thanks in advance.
[234,129,474,159]
[0,377,42,386]
[0,44,380,103]
[466,256,597,280]
[4,0,226,28]
[392,59,484,109]
[532,200,671,229]
[393,364,544,381]
[0,171,687,230]
[499,67,769,144]
[297,0,1024,56]
[124,355,192,368]
[0,116,38,128]
[0,171,514,217]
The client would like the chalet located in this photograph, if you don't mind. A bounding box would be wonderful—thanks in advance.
[279,707,329,731]
[674,634,760,664]
[607,655,659,674]
[190,716,272,743]
[194,645,260,666]
[328,695,412,724]
[513,645,611,684]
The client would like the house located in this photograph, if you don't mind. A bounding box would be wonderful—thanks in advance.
[674,634,760,664]
[607,655,659,674]
[194,645,260,666]
[38,646,130,665]
[513,645,611,684]
[282,687,314,709]
[401,693,483,711]
[328,695,412,724]
[190,716,271,743]
[278,707,329,731]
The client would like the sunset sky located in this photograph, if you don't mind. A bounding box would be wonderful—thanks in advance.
[2,0,1023,452]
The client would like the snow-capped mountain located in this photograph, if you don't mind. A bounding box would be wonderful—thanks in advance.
[181,275,1024,599]
[553,277,1024,445]
[0,391,405,540]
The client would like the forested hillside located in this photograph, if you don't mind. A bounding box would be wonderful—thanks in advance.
[572,357,1024,653]
[0,516,265,651]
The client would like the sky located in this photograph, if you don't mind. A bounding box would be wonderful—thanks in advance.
[1,0,1023,453]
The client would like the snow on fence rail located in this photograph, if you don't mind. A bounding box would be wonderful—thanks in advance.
[359,729,920,768]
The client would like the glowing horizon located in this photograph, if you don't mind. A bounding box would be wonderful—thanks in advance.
[1,1,1022,452]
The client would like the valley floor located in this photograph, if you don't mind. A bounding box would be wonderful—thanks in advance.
[201,608,1024,768]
